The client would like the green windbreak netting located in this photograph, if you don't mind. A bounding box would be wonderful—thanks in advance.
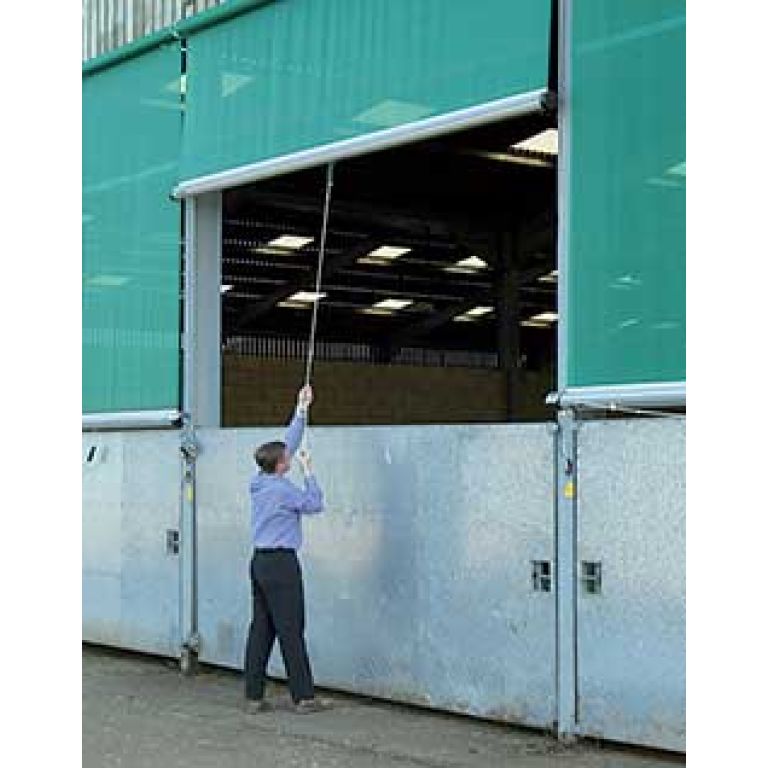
[181,0,550,179]
[83,44,182,413]
[567,1,685,388]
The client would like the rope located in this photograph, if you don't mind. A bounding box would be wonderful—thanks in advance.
[300,163,334,450]
[304,162,334,390]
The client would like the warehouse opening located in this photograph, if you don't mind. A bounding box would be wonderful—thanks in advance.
[219,113,557,426]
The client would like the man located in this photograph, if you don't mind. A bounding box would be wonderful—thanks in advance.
[243,384,330,714]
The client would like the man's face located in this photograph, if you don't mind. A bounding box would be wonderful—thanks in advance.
[276,449,291,475]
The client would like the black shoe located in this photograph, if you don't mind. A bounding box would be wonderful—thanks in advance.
[293,697,332,714]
[244,698,273,713]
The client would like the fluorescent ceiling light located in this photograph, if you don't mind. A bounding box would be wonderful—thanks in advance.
[513,128,558,155]
[251,246,298,256]
[530,311,558,323]
[537,269,558,283]
[358,245,411,265]
[277,291,326,310]
[359,307,395,316]
[374,298,413,311]
[465,305,493,317]
[220,284,234,293]
[453,306,494,322]
[267,235,314,250]
[470,150,552,168]
[457,256,488,270]
[521,320,551,328]
[357,257,391,265]
[288,291,326,303]
[444,255,488,273]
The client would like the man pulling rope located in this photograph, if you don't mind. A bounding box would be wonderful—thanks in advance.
[243,384,331,714]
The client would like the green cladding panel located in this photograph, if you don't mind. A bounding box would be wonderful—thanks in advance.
[181,0,550,179]
[83,44,182,413]
[567,1,685,387]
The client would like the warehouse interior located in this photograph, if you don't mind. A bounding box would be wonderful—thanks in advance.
[219,112,558,426]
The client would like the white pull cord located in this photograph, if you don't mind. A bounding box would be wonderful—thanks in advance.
[301,162,334,452]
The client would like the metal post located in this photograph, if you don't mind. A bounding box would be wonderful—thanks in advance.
[192,192,222,427]
[179,418,199,674]
[555,407,578,740]
[179,190,222,672]
[556,0,571,394]
[179,197,199,673]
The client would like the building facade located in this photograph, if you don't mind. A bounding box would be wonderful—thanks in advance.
[83,0,686,752]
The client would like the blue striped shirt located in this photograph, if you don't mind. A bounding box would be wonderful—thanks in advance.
[249,411,324,550]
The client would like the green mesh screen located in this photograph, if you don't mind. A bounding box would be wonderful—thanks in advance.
[181,0,550,179]
[83,44,182,413]
[567,1,685,387]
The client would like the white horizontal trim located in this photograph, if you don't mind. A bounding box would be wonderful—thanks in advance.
[546,382,686,409]
[174,89,547,197]
[82,409,183,431]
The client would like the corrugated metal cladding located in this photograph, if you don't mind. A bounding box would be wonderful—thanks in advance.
[82,0,226,60]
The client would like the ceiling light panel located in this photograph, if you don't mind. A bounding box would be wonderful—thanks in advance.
[288,291,326,302]
[530,311,558,323]
[444,255,489,273]
[374,298,413,311]
[267,235,314,250]
[465,305,494,317]
[359,245,411,266]
[513,128,559,155]
[537,270,558,283]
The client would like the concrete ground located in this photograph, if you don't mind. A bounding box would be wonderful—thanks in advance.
[83,646,683,768]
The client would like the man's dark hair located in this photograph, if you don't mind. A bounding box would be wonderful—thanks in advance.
[254,441,287,474]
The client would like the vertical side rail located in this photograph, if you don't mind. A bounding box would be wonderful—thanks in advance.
[180,197,200,673]
[555,0,577,738]
[179,191,222,673]
[555,407,578,740]
[556,0,571,395]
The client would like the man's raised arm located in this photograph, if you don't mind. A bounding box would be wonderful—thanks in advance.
[284,385,313,456]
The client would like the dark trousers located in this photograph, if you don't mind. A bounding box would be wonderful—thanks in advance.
[244,548,315,703]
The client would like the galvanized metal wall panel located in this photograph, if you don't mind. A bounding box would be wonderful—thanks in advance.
[195,424,556,727]
[576,418,685,751]
[83,0,226,60]
[83,431,182,656]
